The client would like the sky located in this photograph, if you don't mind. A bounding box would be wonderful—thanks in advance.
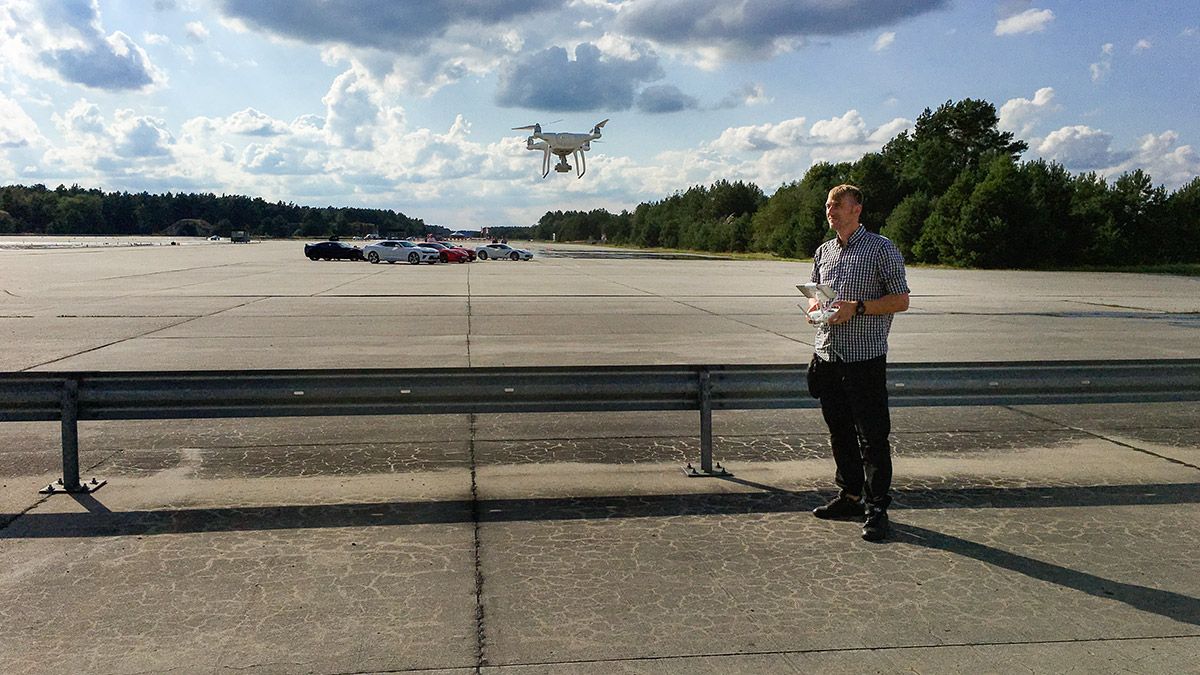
[0,1,1198,229]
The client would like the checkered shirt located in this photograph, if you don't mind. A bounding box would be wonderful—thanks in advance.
[810,226,909,362]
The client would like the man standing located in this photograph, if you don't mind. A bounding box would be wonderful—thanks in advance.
[806,184,910,541]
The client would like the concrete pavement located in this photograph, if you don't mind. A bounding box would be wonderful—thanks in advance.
[1,238,1198,673]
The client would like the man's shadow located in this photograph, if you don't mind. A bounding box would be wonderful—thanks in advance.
[721,475,1200,628]
[890,522,1200,627]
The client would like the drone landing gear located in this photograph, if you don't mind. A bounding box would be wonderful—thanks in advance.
[530,137,589,179]
[573,149,586,178]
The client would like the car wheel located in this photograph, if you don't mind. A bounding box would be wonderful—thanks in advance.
[368,251,380,263]
[440,252,448,263]
[478,250,488,260]
[308,255,318,261]
[408,252,420,264]
[510,251,520,261]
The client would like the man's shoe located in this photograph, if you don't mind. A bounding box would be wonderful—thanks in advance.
[861,505,889,541]
[813,494,865,520]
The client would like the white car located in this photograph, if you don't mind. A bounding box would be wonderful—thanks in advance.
[362,240,440,265]
[475,243,534,261]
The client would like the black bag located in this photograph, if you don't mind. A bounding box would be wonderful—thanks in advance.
[806,353,823,399]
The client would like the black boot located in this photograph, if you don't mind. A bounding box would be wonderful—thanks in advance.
[813,493,865,520]
[861,503,890,541]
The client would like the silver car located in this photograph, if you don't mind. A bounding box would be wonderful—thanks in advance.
[362,240,440,264]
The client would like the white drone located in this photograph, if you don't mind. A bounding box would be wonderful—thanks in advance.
[513,119,608,178]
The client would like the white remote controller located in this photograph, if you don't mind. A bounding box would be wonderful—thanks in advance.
[807,306,838,324]
[796,283,838,324]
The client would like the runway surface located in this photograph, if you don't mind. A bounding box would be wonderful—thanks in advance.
[2,239,1198,673]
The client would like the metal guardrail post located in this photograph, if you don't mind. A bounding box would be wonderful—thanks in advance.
[684,367,730,477]
[41,377,105,494]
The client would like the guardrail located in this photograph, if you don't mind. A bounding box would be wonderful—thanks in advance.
[3,359,1199,493]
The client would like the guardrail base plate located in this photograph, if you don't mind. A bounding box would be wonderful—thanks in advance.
[682,463,732,478]
[40,478,107,494]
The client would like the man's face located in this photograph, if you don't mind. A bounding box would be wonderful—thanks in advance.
[825,194,861,230]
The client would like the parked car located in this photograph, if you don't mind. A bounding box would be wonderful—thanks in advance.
[305,241,363,261]
[442,242,477,261]
[475,243,534,261]
[418,241,472,263]
[362,240,440,264]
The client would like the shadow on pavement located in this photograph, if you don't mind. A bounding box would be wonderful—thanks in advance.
[4,481,1196,539]
[894,522,1200,627]
[5,482,1198,627]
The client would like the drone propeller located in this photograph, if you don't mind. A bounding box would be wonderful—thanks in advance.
[512,123,541,132]
[591,119,609,134]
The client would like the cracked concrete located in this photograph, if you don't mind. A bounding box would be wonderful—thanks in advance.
[2,242,1199,673]
[2,407,1198,674]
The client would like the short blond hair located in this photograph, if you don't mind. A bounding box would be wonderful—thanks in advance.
[827,184,863,206]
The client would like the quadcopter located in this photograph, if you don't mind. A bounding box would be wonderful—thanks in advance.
[512,119,608,178]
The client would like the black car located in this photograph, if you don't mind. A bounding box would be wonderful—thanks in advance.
[304,241,363,261]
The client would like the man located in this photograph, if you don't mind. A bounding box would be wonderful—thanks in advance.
[806,184,910,541]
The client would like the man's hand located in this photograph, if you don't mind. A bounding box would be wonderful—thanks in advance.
[827,300,858,325]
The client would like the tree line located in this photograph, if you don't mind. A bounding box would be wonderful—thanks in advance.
[534,99,1200,268]
[0,184,430,240]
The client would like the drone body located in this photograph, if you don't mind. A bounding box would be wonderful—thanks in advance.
[513,119,608,178]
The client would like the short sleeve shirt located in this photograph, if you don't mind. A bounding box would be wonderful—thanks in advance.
[810,226,909,362]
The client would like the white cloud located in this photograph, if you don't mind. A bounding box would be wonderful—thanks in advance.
[1133,39,1151,53]
[868,117,913,143]
[0,92,42,147]
[1037,125,1125,170]
[322,63,400,150]
[43,100,175,178]
[714,83,771,109]
[240,142,324,175]
[999,86,1058,137]
[1030,123,1200,188]
[53,99,107,137]
[810,110,868,145]
[225,108,289,136]
[872,32,896,52]
[31,2,165,91]
[1110,131,1200,188]
[1038,126,1200,189]
[111,110,173,158]
[994,8,1054,36]
[1090,43,1113,82]
[185,21,209,42]
[708,118,808,154]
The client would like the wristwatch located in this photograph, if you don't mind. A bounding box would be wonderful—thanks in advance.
[855,301,866,316]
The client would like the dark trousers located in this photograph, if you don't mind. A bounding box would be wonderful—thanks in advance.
[818,354,892,508]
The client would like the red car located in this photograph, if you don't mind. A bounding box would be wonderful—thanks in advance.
[418,241,474,263]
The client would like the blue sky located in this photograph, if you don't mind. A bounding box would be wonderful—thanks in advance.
[1,1,1197,229]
